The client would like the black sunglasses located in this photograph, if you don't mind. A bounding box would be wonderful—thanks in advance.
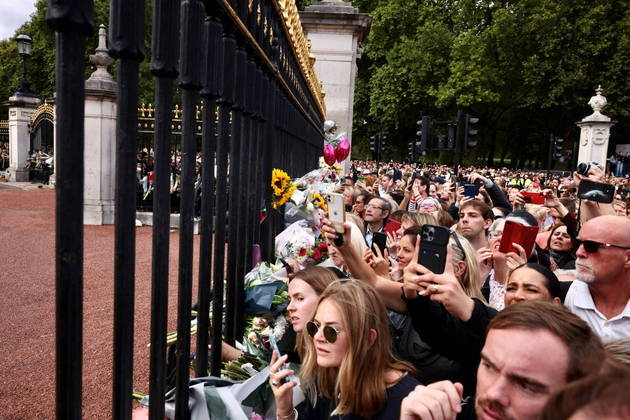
[575,239,630,253]
[306,321,341,343]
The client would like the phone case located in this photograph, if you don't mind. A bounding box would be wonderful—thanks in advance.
[578,180,615,204]
[499,220,539,255]
[372,231,388,254]
[327,193,346,233]
[521,192,545,205]
[418,225,450,274]
[384,219,401,233]
[464,184,478,198]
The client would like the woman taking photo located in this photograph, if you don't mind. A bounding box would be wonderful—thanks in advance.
[269,280,419,419]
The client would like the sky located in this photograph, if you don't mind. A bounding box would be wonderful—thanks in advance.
[0,1,38,40]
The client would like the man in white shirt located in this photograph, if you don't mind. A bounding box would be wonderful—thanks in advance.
[564,215,630,340]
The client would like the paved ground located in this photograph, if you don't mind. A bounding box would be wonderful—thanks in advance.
[0,185,200,418]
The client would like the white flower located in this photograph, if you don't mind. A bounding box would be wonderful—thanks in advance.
[273,315,289,341]
[306,203,315,213]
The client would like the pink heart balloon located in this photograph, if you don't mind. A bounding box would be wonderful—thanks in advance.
[335,138,350,162]
[323,144,336,166]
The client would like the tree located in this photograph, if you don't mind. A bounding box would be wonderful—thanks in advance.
[352,0,630,167]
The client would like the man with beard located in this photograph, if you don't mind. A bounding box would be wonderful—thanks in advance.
[400,301,604,420]
[458,200,494,252]
[564,215,630,340]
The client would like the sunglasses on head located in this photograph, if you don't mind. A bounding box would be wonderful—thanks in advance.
[306,321,341,343]
[575,239,630,253]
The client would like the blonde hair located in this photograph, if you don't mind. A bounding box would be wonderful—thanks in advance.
[300,280,414,416]
[449,233,485,302]
[400,212,437,228]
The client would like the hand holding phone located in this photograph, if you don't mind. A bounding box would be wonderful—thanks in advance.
[464,184,478,198]
[269,333,289,384]
[418,225,450,274]
[578,180,615,203]
[372,231,388,255]
[327,193,346,234]
[520,192,545,205]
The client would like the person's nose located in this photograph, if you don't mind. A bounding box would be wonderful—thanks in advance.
[513,287,526,302]
[483,375,510,407]
[287,300,296,313]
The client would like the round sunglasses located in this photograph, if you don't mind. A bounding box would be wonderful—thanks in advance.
[306,321,342,343]
[576,238,630,253]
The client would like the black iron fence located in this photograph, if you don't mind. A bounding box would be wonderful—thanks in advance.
[48,0,324,418]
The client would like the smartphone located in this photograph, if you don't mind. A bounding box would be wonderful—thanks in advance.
[269,333,288,383]
[464,184,478,198]
[521,192,545,205]
[384,219,401,234]
[578,180,615,203]
[418,224,450,274]
[372,231,388,255]
[498,220,539,256]
[327,192,346,233]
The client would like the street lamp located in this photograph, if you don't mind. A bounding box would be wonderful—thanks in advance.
[15,34,35,96]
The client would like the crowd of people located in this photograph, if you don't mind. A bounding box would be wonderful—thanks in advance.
[247,159,629,419]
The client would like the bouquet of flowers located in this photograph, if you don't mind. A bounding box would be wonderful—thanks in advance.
[271,168,296,209]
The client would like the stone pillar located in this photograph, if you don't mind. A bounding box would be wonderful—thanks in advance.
[300,1,371,171]
[4,95,41,181]
[84,24,117,225]
[576,86,616,169]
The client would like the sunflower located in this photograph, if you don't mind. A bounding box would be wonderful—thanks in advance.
[271,169,291,196]
[312,193,328,212]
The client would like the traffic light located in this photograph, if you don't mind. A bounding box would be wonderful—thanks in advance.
[447,123,456,149]
[380,135,387,152]
[370,136,376,152]
[552,136,564,160]
[416,116,432,154]
[464,114,479,150]
[407,140,415,160]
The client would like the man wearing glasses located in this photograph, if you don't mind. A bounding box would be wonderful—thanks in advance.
[363,197,391,248]
[564,215,630,340]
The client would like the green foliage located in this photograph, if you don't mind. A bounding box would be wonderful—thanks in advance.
[352,0,630,166]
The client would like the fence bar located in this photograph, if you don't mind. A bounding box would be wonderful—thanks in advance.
[47,1,94,418]
[224,43,247,344]
[197,10,224,378]
[211,28,237,376]
[109,0,145,417]
[174,1,205,418]
[148,1,180,417]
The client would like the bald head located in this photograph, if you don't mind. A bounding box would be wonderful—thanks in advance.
[581,216,630,248]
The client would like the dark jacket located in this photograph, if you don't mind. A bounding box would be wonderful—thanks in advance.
[406,296,498,419]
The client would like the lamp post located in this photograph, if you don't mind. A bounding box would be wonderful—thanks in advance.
[15,34,35,97]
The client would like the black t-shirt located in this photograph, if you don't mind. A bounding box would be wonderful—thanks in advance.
[296,373,420,419]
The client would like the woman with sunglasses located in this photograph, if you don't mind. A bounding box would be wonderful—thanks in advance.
[269,280,419,420]
[287,266,345,360]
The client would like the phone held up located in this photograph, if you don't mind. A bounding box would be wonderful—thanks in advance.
[464,184,478,198]
[498,220,539,256]
[520,191,545,205]
[418,224,450,275]
[578,180,615,204]
[372,231,388,255]
[269,333,289,383]
[326,192,346,233]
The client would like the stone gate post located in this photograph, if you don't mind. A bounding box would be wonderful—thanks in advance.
[576,86,616,169]
[300,1,371,172]
[4,95,41,181]
[84,25,117,225]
